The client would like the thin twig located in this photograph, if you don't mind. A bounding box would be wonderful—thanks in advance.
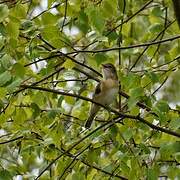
[61,0,68,32]
[106,0,153,36]
[21,85,180,138]
[58,145,90,179]
[0,136,23,145]
[35,117,126,179]
[31,2,62,20]
[66,35,180,55]
[152,76,168,95]
[59,146,127,179]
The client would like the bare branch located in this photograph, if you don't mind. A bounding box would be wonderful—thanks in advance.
[66,35,180,55]
[106,0,153,36]
[0,136,23,145]
[61,0,68,31]
[21,85,180,138]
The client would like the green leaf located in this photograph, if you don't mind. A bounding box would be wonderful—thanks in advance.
[169,118,180,130]
[86,7,105,33]
[0,54,13,70]
[64,96,75,105]
[147,167,159,180]
[41,12,58,25]
[0,71,11,86]
[12,63,25,78]
[31,103,41,118]
[130,87,144,98]
[107,31,119,42]
[139,143,151,154]
[78,10,89,34]
[102,0,116,17]
[42,25,59,40]
[47,109,59,119]
[151,7,163,17]
[123,128,133,140]
[63,59,75,69]
[94,53,107,65]
[8,38,18,49]
[130,106,140,115]
[121,161,130,176]
[156,100,169,112]
[42,25,70,48]
[32,92,45,106]
[72,172,85,180]
[48,0,56,8]
[58,96,64,107]
[14,108,27,124]
[44,144,58,160]
[0,4,9,23]
[6,21,20,39]
[145,72,159,83]
[122,73,141,90]
[149,23,163,33]
[0,170,12,180]
[6,78,22,92]
[128,96,138,109]
[9,4,27,20]
[87,148,100,164]
[21,20,34,32]
[160,142,180,160]
[0,87,6,98]
[0,23,6,36]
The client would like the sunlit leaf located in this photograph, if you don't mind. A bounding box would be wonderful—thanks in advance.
[63,59,75,69]
[0,170,12,179]
[94,53,107,65]
[12,63,25,78]
[156,100,169,112]
[0,4,9,23]
[6,21,20,39]
[0,71,11,86]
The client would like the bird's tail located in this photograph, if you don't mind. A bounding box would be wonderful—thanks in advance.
[85,113,95,128]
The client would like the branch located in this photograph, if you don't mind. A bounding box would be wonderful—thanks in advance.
[14,67,65,95]
[119,90,154,114]
[106,0,153,36]
[66,35,180,54]
[37,35,102,77]
[58,145,90,179]
[60,147,128,180]
[61,0,68,31]
[129,19,175,71]
[0,136,23,145]
[30,2,62,20]
[35,106,180,179]
[172,0,180,28]
[35,117,125,179]
[152,76,168,95]
[21,85,180,138]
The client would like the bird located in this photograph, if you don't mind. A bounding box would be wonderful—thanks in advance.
[85,63,119,128]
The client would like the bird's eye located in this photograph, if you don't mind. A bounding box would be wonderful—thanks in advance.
[104,64,111,68]
[102,63,114,69]
[107,65,113,68]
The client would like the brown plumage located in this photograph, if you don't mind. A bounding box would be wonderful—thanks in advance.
[85,63,118,128]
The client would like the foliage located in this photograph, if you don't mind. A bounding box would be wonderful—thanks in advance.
[0,0,179,179]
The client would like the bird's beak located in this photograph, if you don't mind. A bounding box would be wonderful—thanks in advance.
[101,64,107,68]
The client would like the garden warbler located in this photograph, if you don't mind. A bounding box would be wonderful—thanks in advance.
[85,63,118,128]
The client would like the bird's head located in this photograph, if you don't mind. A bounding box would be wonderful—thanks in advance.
[102,63,118,80]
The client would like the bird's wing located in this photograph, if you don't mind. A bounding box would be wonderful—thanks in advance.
[93,82,101,98]
[85,82,101,128]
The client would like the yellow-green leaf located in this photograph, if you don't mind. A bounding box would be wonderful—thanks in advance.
[0,4,9,23]
[63,59,75,69]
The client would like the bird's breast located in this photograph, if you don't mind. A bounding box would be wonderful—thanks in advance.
[100,79,118,105]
